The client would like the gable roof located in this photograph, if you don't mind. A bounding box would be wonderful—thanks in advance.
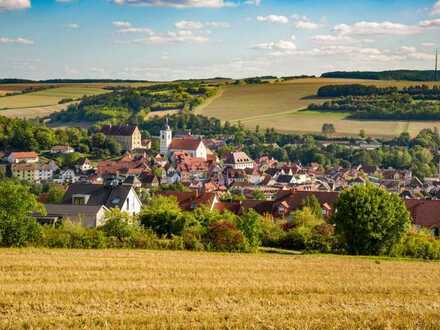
[9,151,38,159]
[101,125,138,136]
[62,183,133,209]
[225,152,253,165]
[169,137,203,151]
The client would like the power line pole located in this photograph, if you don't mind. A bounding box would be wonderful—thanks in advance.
[436,48,438,82]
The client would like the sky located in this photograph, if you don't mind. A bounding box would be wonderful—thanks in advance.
[0,0,440,80]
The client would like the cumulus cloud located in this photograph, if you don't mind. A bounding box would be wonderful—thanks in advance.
[175,20,230,29]
[244,0,260,5]
[295,20,320,30]
[421,42,435,47]
[112,0,237,8]
[0,0,30,10]
[256,15,289,24]
[419,18,440,27]
[311,34,354,45]
[0,37,34,45]
[334,21,421,35]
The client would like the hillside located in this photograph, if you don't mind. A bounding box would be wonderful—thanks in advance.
[198,78,440,137]
[1,249,439,329]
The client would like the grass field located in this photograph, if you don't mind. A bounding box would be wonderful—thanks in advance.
[1,249,440,329]
[0,86,108,112]
[198,78,440,137]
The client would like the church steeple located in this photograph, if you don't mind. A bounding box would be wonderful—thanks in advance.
[160,117,172,156]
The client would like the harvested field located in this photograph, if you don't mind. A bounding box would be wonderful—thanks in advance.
[1,249,439,329]
[199,78,440,137]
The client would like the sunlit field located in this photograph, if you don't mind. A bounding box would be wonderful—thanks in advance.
[1,249,439,329]
[199,78,440,137]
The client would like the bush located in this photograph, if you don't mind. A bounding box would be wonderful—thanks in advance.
[391,229,440,260]
[205,220,246,252]
[41,222,106,249]
[260,218,286,247]
[279,226,312,250]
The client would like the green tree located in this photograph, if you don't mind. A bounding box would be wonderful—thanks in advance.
[236,209,263,249]
[300,195,322,219]
[332,183,411,255]
[46,184,65,204]
[322,123,336,135]
[100,208,139,243]
[140,195,189,236]
[0,180,44,247]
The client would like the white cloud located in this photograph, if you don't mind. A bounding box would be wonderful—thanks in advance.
[419,18,440,27]
[175,20,230,29]
[113,21,132,28]
[175,20,204,29]
[256,15,289,24]
[123,30,209,44]
[0,0,30,10]
[400,46,417,53]
[295,20,319,30]
[311,34,354,45]
[66,23,80,29]
[112,0,237,8]
[334,21,421,35]
[432,0,440,15]
[421,42,435,47]
[0,37,34,45]
[253,39,296,52]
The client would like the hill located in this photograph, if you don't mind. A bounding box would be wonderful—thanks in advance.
[322,70,438,81]
[1,249,439,329]
[198,78,440,137]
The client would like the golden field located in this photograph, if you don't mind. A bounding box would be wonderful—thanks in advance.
[1,249,439,329]
[198,78,440,137]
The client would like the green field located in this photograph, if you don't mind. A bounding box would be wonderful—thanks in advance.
[198,78,440,137]
[0,86,108,116]
[1,249,439,329]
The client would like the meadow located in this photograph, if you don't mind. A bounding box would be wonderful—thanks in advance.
[198,78,440,137]
[1,249,439,329]
[0,85,108,118]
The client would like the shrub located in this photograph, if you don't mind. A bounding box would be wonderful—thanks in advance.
[205,220,246,252]
[100,208,140,246]
[279,226,312,251]
[391,229,440,260]
[236,209,263,250]
[41,222,106,249]
[260,217,286,247]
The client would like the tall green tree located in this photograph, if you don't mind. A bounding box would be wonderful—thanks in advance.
[0,180,44,247]
[332,183,411,255]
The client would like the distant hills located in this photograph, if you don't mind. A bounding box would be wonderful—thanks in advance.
[321,70,438,82]
[0,78,153,84]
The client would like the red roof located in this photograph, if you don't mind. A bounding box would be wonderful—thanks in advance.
[169,137,202,151]
[405,199,440,228]
[9,152,38,159]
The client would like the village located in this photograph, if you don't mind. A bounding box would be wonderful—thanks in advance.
[0,119,438,236]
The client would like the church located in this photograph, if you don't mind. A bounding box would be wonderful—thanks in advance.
[160,119,208,161]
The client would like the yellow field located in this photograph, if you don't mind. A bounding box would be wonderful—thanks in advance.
[198,78,440,137]
[0,86,107,111]
[1,249,439,329]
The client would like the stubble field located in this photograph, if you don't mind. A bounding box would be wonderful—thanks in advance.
[1,249,439,329]
[198,78,440,137]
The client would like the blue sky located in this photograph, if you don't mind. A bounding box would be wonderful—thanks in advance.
[0,0,440,80]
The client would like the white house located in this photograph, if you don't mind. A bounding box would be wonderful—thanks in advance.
[8,151,39,164]
[224,152,254,170]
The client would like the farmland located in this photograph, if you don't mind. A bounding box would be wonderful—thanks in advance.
[198,78,440,137]
[1,249,439,329]
[0,85,109,118]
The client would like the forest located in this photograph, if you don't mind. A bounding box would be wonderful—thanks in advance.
[321,70,438,81]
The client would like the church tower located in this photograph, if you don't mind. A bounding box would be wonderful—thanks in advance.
[160,117,172,156]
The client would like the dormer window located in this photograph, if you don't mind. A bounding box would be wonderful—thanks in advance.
[72,194,90,205]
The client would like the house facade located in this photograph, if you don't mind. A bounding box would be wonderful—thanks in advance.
[101,125,143,151]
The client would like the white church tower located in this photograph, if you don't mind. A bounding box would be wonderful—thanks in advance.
[160,117,172,156]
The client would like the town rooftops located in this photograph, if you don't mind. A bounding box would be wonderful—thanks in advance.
[169,137,203,151]
[9,151,38,159]
[62,183,133,209]
[101,124,138,136]
[225,151,253,164]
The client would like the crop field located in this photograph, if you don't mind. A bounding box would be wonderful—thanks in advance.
[0,86,107,110]
[1,249,439,329]
[199,78,440,137]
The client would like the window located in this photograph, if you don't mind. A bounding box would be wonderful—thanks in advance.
[126,198,130,210]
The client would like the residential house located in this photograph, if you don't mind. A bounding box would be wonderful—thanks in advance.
[62,182,143,215]
[101,124,143,151]
[50,145,74,154]
[76,158,93,173]
[11,161,57,183]
[34,204,108,228]
[224,152,254,170]
[7,151,39,164]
